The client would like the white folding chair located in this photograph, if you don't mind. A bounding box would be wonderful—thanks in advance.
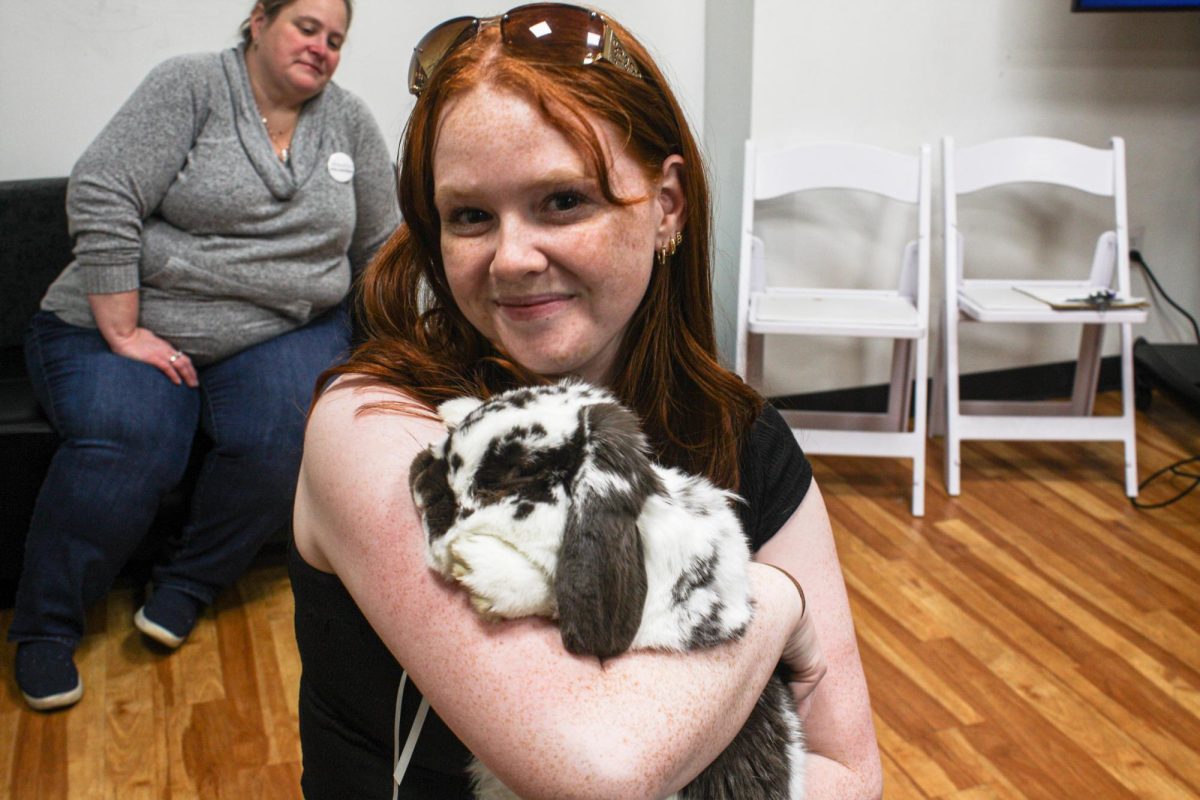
[735,141,932,516]
[933,136,1148,497]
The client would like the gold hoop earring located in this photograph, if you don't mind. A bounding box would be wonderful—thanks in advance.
[656,230,683,267]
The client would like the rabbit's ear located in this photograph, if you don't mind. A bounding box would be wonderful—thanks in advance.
[409,448,456,541]
[555,402,659,659]
[437,396,484,431]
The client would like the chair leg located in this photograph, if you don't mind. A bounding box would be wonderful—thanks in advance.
[888,340,912,434]
[746,332,765,391]
[911,447,927,517]
[911,334,929,517]
[945,309,962,496]
[885,337,925,516]
[1069,324,1105,416]
[1120,322,1139,497]
[886,339,914,432]
[930,307,947,438]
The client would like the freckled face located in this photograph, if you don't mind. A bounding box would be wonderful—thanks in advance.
[433,86,664,387]
[249,0,347,101]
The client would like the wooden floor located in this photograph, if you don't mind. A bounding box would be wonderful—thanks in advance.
[1,391,1197,799]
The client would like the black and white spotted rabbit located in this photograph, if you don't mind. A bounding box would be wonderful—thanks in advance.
[409,380,805,799]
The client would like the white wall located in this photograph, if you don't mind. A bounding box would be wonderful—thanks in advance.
[704,0,754,363]
[4,0,1198,396]
[0,0,705,179]
[748,0,1200,396]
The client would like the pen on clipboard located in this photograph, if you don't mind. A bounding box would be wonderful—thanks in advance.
[1064,288,1119,310]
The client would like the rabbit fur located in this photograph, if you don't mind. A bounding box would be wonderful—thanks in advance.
[409,380,805,799]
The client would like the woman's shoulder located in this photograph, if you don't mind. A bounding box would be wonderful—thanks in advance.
[318,81,374,125]
[297,376,445,561]
[307,375,441,449]
[304,376,447,493]
[127,51,223,112]
[143,50,223,86]
[300,376,446,527]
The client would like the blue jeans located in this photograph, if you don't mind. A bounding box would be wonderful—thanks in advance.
[8,308,350,648]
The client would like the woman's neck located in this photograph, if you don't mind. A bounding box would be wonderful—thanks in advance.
[243,49,304,118]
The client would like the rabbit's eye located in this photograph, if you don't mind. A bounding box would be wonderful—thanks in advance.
[513,460,542,480]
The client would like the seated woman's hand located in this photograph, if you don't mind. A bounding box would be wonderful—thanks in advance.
[109,326,199,388]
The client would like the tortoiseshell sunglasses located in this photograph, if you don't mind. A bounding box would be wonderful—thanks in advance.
[408,3,643,96]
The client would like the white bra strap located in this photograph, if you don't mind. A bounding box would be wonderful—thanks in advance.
[393,669,431,796]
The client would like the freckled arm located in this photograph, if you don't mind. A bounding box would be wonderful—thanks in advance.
[293,380,806,799]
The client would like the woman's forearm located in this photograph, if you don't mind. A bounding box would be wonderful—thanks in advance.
[87,290,139,349]
[559,565,805,797]
[414,565,805,800]
[803,752,884,800]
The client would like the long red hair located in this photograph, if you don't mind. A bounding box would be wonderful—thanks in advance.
[321,16,761,490]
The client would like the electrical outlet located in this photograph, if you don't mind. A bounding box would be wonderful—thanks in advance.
[1129,225,1145,253]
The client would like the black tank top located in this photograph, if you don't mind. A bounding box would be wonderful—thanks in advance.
[289,403,812,798]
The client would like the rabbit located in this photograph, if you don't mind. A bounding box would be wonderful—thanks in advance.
[409,380,805,800]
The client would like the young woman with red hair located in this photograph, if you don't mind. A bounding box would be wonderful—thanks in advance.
[291,5,882,797]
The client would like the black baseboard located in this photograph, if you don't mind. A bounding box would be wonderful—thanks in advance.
[770,357,1123,414]
[1134,339,1200,417]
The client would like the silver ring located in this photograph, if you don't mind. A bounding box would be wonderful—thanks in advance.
[169,351,182,364]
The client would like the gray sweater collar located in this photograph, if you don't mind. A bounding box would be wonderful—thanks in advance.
[221,45,329,200]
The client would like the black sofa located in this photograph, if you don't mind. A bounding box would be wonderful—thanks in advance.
[1,178,72,606]
[0,178,217,607]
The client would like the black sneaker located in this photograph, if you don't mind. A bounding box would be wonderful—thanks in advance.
[134,586,203,649]
[15,641,83,711]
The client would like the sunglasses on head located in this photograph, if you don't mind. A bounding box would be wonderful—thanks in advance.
[408,3,643,96]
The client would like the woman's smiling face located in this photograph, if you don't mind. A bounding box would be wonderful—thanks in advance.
[432,85,681,387]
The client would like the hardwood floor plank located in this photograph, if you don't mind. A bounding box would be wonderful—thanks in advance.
[104,587,165,800]
[928,727,1026,800]
[934,517,1200,726]
[11,708,68,799]
[66,629,109,800]
[922,638,1138,798]
[984,647,1194,798]
[0,685,19,797]
[852,588,982,728]
[942,479,1196,649]
[841,526,1079,678]
[211,597,271,771]
[239,565,301,766]
[874,714,959,797]
[880,748,934,800]
[942,786,1011,800]
[178,608,227,707]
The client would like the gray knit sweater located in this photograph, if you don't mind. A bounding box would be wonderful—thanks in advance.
[41,46,400,364]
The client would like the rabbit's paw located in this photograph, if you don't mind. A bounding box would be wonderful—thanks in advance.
[449,533,555,621]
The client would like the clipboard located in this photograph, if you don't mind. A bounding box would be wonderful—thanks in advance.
[1012,286,1149,311]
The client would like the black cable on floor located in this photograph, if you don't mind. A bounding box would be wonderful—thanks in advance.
[1132,455,1200,509]
[1126,251,1199,509]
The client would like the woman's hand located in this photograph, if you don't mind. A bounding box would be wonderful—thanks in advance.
[781,604,828,720]
[755,483,884,798]
[763,562,830,720]
[88,290,198,387]
[107,326,199,387]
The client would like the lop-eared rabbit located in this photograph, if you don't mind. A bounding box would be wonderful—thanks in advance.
[409,381,804,799]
